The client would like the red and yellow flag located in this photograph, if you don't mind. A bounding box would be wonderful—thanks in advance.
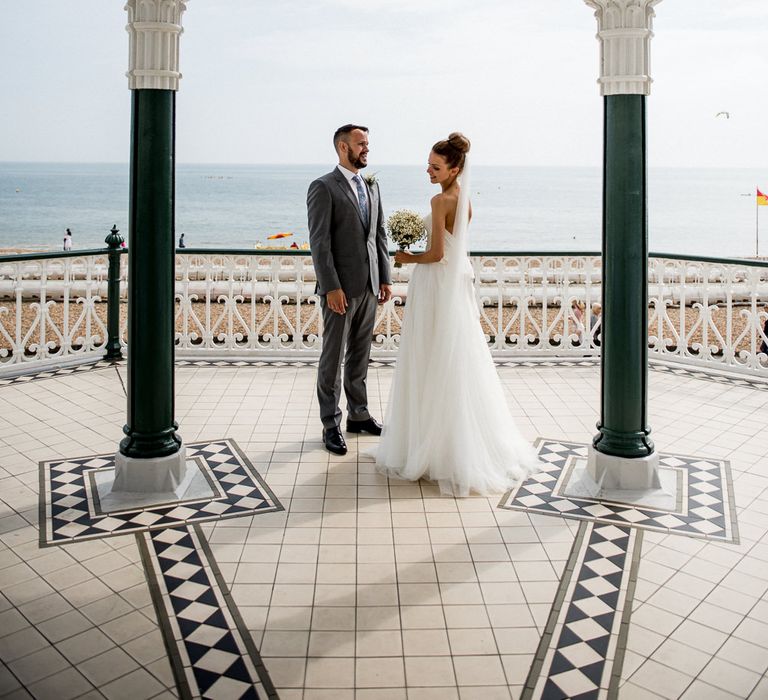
[758,188,768,206]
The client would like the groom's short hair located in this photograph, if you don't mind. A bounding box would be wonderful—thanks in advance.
[334,124,368,151]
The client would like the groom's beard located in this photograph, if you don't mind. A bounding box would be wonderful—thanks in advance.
[351,155,367,170]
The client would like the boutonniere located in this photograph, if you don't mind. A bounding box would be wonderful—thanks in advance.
[364,173,378,187]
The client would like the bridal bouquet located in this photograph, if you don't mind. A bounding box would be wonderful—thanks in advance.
[386,210,426,268]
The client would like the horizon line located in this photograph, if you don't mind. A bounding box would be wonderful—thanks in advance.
[0,160,763,170]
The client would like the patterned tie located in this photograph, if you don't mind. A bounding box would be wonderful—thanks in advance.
[352,175,369,223]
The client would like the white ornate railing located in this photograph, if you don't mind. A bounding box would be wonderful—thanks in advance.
[648,255,768,372]
[1,249,766,377]
[171,252,609,358]
[174,253,323,355]
[0,251,118,373]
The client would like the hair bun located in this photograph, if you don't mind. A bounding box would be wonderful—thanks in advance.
[447,132,471,154]
[431,132,470,171]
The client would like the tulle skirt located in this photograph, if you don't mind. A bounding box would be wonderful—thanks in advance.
[375,262,539,496]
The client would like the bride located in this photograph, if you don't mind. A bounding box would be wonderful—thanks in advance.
[375,132,539,496]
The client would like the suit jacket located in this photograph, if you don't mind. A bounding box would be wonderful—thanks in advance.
[307,168,392,297]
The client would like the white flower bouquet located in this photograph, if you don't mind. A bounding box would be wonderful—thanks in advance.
[386,209,426,268]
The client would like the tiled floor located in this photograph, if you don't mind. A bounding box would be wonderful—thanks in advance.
[0,358,767,699]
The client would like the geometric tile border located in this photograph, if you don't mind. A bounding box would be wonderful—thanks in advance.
[5,355,768,390]
[505,438,742,700]
[499,440,739,543]
[522,521,643,700]
[177,358,599,371]
[39,439,283,546]
[139,524,277,699]
[0,358,122,386]
[650,361,768,390]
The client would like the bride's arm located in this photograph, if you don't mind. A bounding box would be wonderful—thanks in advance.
[395,196,446,265]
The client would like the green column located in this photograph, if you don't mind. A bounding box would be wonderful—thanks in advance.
[593,94,654,459]
[119,90,182,459]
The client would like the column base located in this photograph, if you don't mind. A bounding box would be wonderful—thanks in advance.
[587,445,661,491]
[112,442,187,493]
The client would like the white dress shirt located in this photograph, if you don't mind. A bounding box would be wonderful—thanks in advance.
[337,164,369,211]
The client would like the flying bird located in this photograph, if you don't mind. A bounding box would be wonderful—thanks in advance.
[715,111,730,119]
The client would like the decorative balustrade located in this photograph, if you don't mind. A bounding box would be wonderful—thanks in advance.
[0,250,121,373]
[0,248,766,376]
[648,254,768,372]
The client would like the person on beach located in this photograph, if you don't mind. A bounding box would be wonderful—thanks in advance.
[591,302,602,347]
[374,133,538,496]
[178,233,186,249]
[572,300,586,345]
[307,124,392,455]
[63,229,72,251]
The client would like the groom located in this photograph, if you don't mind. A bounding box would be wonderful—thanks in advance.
[307,124,392,455]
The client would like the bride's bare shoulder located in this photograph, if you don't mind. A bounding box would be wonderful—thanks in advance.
[430,192,457,209]
[430,193,446,211]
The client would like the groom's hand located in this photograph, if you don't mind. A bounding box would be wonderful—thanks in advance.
[327,288,348,315]
[378,284,392,304]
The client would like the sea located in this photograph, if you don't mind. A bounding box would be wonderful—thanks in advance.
[0,162,765,257]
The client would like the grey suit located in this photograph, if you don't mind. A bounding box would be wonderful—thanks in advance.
[308,167,392,429]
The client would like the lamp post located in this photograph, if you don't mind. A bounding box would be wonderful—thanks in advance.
[104,225,124,361]
[584,0,662,491]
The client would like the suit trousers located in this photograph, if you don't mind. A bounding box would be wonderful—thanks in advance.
[317,289,377,429]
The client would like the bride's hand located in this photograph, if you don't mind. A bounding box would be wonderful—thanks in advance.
[394,251,413,265]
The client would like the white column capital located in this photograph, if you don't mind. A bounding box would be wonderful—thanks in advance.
[584,0,662,96]
[125,0,188,90]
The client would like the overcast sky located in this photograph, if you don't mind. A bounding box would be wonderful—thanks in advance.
[1,1,766,167]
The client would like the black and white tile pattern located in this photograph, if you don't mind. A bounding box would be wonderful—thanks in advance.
[139,524,277,699]
[39,440,283,545]
[523,521,642,700]
[498,358,599,369]
[6,354,766,389]
[499,440,739,543]
[176,359,321,369]
[38,439,283,697]
[509,438,741,700]
[651,361,768,389]
[0,358,122,386]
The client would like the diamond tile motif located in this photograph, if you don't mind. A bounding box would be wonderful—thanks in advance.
[139,524,276,698]
[7,354,766,391]
[499,440,739,543]
[0,358,121,386]
[39,439,283,545]
[547,668,601,699]
[522,521,642,700]
[559,642,603,669]
[650,361,768,390]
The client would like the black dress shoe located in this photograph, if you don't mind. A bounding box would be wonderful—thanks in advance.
[346,417,383,436]
[323,427,347,455]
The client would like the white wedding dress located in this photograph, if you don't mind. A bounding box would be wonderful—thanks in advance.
[375,162,539,496]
